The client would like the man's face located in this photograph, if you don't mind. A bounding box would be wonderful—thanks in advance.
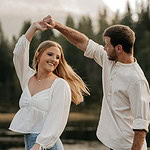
[104,36,117,61]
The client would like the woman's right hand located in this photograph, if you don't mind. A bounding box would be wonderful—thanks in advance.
[43,15,56,29]
[32,20,48,31]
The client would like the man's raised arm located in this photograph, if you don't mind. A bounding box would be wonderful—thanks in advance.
[43,15,89,52]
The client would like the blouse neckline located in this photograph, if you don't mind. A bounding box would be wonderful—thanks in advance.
[27,77,59,98]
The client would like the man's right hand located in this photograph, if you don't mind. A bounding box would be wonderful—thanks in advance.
[43,15,56,29]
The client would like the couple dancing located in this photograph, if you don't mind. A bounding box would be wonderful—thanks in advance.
[9,15,150,150]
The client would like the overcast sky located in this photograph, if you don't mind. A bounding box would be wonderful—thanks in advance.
[0,0,147,40]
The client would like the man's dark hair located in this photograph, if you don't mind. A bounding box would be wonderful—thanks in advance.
[103,25,135,54]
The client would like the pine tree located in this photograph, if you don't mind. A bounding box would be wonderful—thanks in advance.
[96,8,109,44]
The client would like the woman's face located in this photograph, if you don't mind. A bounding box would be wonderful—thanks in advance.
[37,46,61,73]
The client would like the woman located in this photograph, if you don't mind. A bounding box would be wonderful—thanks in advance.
[9,20,89,150]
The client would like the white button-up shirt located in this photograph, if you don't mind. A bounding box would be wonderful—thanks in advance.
[9,35,72,149]
[84,39,150,150]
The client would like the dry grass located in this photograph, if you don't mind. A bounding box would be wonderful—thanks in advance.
[68,112,98,121]
[0,113,15,122]
[0,112,98,123]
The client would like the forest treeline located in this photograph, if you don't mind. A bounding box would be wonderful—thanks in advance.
[0,1,150,112]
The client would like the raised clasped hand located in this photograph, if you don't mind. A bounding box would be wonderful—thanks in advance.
[33,20,48,31]
[43,15,56,29]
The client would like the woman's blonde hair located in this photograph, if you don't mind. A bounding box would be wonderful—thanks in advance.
[33,40,90,104]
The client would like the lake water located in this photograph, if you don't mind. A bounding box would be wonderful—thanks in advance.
[8,141,109,150]
[0,127,109,150]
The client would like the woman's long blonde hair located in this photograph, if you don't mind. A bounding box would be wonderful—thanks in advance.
[33,40,90,104]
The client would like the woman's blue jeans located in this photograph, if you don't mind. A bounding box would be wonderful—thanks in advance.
[24,133,64,150]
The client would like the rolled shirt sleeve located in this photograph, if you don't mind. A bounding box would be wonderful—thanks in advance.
[13,35,35,90]
[84,39,107,67]
[128,79,150,132]
[36,79,72,149]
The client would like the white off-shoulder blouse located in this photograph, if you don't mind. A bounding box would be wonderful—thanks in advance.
[9,35,72,149]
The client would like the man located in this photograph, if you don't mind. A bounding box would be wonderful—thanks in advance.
[43,15,150,150]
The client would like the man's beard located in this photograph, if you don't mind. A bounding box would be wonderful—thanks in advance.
[107,54,117,61]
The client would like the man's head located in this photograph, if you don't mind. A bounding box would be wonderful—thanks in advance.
[103,25,135,55]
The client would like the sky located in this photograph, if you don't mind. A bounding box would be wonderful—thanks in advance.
[0,0,147,40]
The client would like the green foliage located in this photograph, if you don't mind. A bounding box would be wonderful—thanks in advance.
[76,15,102,107]
[96,8,109,44]
[112,10,121,25]
[19,21,31,36]
[39,29,55,42]
[0,22,20,112]
[66,14,75,29]
[134,0,150,82]
[78,16,94,39]
[120,2,134,28]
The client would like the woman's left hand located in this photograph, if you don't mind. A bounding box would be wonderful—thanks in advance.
[33,20,48,31]
[30,143,40,150]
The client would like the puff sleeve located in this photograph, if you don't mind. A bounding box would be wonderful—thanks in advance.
[13,35,35,90]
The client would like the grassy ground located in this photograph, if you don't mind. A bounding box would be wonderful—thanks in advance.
[68,112,99,121]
